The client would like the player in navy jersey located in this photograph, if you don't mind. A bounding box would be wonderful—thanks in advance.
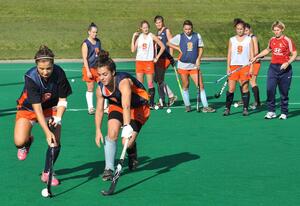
[82,22,106,114]
[153,15,177,108]
[168,20,215,113]
[14,45,72,186]
[94,50,150,181]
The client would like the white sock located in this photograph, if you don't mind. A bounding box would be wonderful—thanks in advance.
[104,136,117,171]
[104,99,108,109]
[200,90,208,107]
[86,91,94,109]
[165,84,174,98]
[182,90,191,106]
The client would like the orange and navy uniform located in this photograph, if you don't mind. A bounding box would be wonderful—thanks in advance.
[156,27,171,69]
[82,38,102,82]
[16,65,72,121]
[98,72,150,131]
[251,34,261,76]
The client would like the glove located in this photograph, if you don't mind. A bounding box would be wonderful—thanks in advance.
[121,124,133,139]
[52,116,62,125]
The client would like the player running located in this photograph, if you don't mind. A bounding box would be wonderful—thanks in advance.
[167,20,215,113]
[131,20,165,109]
[14,45,72,186]
[251,21,297,120]
[82,22,108,114]
[94,50,150,181]
[223,18,254,116]
[153,15,177,109]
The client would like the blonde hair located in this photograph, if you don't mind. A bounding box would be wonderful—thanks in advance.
[272,21,285,30]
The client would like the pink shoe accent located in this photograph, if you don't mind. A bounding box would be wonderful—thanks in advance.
[17,136,33,161]
[41,172,60,186]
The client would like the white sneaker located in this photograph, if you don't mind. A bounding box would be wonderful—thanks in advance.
[264,112,277,119]
[278,114,287,120]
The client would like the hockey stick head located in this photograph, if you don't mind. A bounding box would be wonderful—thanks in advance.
[214,93,221,99]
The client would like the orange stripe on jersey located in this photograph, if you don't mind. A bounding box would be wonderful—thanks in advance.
[17,91,28,109]
[131,84,149,101]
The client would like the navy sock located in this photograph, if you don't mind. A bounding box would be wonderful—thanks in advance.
[226,91,234,109]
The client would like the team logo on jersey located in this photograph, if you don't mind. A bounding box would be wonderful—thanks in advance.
[42,93,52,102]
[95,48,100,57]
[187,42,193,51]
[237,45,243,54]
[142,43,148,50]
[274,48,282,55]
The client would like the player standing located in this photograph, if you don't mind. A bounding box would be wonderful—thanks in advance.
[131,20,165,109]
[153,15,177,108]
[251,21,297,119]
[168,20,215,112]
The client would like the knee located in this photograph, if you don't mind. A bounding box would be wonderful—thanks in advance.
[107,132,118,141]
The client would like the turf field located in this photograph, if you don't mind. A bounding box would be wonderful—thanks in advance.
[0,0,300,59]
[1,61,300,205]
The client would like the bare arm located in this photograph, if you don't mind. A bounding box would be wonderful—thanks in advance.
[252,36,259,56]
[131,32,139,53]
[196,47,203,68]
[81,42,90,73]
[32,103,56,145]
[227,40,232,73]
[152,34,165,62]
[95,86,105,147]
[166,28,174,56]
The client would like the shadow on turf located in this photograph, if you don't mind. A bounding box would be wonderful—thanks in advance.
[113,152,200,195]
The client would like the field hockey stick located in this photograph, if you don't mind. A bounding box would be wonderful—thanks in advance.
[196,68,201,112]
[41,123,56,198]
[214,80,228,98]
[172,65,184,103]
[164,83,171,113]
[101,137,129,196]
[215,63,251,83]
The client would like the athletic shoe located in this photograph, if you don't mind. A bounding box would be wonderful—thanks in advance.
[264,112,277,119]
[41,171,60,186]
[128,156,138,171]
[242,108,249,116]
[155,102,165,109]
[88,107,95,115]
[202,106,216,113]
[17,136,33,161]
[168,96,177,106]
[279,114,287,120]
[102,169,113,181]
[250,102,262,110]
[223,108,230,116]
[185,105,191,112]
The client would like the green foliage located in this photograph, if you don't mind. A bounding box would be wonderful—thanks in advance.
[0,0,299,59]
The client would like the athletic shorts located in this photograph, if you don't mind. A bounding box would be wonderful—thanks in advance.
[136,61,154,74]
[108,104,150,133]
[16,108,57,125]
[178,68,198,75]
[252,62,261,76]
[155,58,171,70]
[228,65,250,81]
[82,67,99,82]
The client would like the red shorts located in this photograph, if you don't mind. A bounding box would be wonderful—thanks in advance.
[108,104,150,125]
[82,67,99,82]
[16,108,57,122]
[252,62,261,76]
[136,61,154,74]
[155,58,171,70]
[178,68,198,75]
[228,65,250,81]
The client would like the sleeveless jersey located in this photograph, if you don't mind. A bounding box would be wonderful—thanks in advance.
[98,72,149,108]
[230,35,251,65]
[136,33,154,61]
[84,38,101,68]
[179,32,199,64]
